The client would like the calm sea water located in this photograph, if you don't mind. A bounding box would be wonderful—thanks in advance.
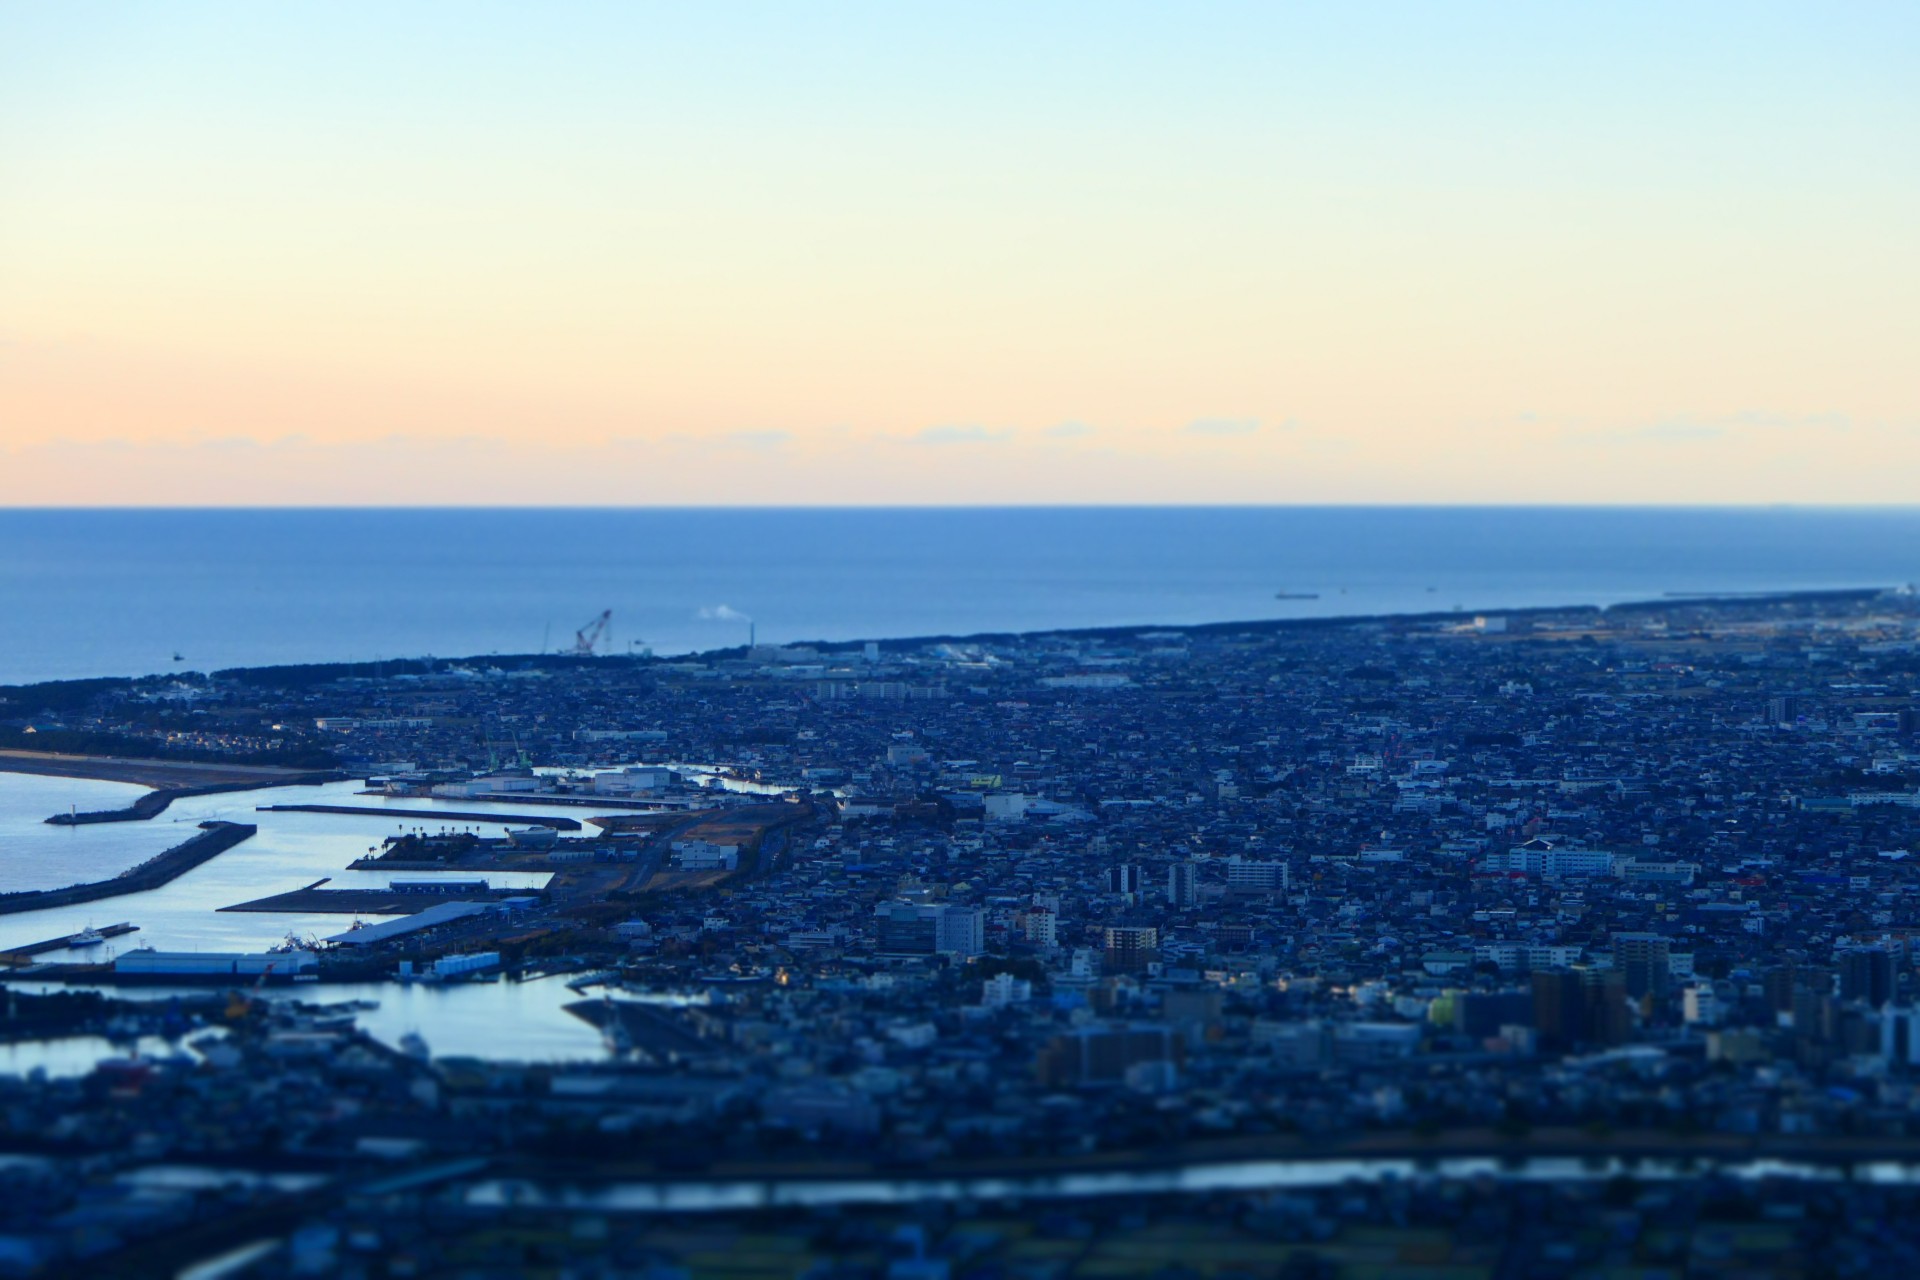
[2,507,1917,685]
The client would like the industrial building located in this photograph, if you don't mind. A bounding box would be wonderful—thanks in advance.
[114,950,317,981]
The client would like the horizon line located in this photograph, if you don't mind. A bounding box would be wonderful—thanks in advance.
[5,501,1920,514]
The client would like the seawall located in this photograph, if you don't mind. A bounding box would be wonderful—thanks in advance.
[43,774,343,826]
[0,821,257,916]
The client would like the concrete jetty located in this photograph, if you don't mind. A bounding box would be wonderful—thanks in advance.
[257,803,581,829]
[0,922,139,966]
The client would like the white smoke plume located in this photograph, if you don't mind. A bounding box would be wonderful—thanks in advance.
[697,604,752,622]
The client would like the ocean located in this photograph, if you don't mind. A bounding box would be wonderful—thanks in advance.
[2,506,1917,686]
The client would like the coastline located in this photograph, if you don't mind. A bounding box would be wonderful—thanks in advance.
[2,585,1890,703]
[812,585,1892,654]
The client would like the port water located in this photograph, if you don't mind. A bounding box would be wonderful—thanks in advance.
[0,774,629,1068]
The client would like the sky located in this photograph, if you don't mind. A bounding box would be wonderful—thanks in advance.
[1,2,1916,505]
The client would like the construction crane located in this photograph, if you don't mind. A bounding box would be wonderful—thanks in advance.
[572,610,612,656]
[224,960,277,1021]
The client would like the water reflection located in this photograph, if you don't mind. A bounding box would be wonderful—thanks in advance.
[0,774,186,891]
[0,777,572,957]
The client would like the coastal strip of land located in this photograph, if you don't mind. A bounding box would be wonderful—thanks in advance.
[818,585,1892,653]
[0,750,341,824]
[0,821,257,916]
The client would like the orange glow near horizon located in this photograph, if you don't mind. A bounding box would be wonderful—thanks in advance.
[2,4,1917,504]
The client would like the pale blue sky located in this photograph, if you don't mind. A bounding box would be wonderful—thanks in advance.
[3,2,1916,503]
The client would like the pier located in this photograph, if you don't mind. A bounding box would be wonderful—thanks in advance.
[219,887,534,914]
[360,791,683,811]
[257,803,581,829]
[0,922,139,966]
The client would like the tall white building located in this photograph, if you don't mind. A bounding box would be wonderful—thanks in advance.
[981,972,1032,1008]
[1884,1006,1920,1066]
[1682,983,1725,1026]
[1023,908,1058,948]
[936,907,985,958]
[1226,857,1288,894]
[1482,841,1617,877]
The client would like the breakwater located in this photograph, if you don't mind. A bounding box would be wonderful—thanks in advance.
[0,922,139,965]
[0,821,257,915]
[48,782,253,826]
[47,775,341,826]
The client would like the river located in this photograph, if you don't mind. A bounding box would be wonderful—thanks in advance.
[461,1153,1920,1213]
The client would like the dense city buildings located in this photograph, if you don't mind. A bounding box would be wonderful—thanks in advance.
[3,587,1920,1273]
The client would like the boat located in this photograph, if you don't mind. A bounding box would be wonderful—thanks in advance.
[172,652,184,662]
[398,1031,431,1060]
[1273,592,1320,601]
[68,926,106,948]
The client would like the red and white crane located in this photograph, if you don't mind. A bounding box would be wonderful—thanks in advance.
[572,610,612,656]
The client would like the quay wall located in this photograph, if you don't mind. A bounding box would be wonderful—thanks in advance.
[260,803,580,829]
